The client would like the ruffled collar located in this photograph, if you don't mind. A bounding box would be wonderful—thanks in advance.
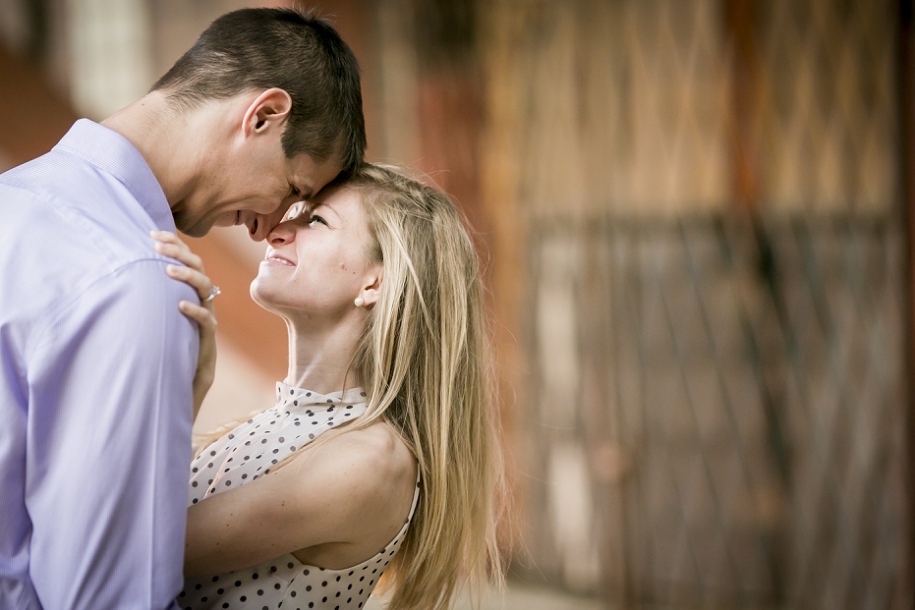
[274,381,368,412]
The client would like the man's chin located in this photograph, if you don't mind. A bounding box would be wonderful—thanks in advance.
[174,215,212,238]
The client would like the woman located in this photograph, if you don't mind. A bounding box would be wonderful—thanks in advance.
[154,164,503,610]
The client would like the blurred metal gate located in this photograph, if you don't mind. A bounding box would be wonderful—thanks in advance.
[503,0,910,606]
[521,214,909,609]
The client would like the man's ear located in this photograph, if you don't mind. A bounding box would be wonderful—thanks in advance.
[242,88,292,137]
[358,266,384,308]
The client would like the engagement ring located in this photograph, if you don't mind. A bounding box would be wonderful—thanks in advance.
[203,285,221,303]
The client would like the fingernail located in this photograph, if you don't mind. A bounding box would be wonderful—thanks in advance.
[166,264,177,274]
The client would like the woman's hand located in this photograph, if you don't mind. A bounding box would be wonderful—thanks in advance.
[152,230,217,421]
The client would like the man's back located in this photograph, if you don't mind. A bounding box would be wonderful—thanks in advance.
[0,120,198,609]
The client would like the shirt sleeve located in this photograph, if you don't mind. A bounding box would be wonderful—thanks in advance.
[25,259,198,610]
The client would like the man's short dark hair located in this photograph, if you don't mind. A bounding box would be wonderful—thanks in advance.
[152,8,366,177]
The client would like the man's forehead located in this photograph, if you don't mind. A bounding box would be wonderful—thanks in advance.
[287,155,342,195]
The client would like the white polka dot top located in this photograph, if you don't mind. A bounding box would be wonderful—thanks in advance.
[178,382,421,610]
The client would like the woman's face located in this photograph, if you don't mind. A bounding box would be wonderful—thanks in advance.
[251,186,381,321]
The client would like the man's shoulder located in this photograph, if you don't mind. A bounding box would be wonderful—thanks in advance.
[0,155,180,327]
[0,152,165,265]
[0,145,97,195]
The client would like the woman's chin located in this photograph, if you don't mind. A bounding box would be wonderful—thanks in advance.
[250,283,303,319]
[249,280,278,311]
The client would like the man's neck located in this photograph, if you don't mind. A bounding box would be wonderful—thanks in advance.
[101,92,203,208]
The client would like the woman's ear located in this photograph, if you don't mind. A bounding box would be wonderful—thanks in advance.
[358,265,384,308]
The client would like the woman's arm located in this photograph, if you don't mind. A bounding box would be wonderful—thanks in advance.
[184,423,417,577]
[152,233,417,576]
[152,230,217,421]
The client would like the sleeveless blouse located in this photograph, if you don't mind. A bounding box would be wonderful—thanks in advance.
[178,382,421,610]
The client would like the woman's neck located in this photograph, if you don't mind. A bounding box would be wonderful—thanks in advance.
[283,316,364,394]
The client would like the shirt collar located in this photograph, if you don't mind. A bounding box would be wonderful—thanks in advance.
[274,381,368,410]
[54,119,175,231]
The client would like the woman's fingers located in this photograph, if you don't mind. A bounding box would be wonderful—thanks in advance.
[154,231,218,418]
[154,232,216,306]
[179,301,217,330]
[152,231,205,273]
[166,264,214,304]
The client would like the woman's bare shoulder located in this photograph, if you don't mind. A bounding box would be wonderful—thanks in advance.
[286,421,418,567]
[340,421,413,470]
[314,420,416,503]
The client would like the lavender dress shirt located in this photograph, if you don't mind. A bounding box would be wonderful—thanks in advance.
[0,119,198,609]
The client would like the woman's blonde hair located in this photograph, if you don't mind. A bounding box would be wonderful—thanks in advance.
[341,163,504,609]
[196,163,505,608]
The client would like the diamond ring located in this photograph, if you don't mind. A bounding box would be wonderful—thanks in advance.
[203,285,221,303]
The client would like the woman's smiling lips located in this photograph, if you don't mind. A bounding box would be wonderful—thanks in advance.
[263,252,296,266]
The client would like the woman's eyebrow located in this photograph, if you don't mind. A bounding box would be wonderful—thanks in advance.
[310,202,341,221]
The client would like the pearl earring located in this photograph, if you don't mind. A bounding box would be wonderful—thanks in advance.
[354,297,365,307]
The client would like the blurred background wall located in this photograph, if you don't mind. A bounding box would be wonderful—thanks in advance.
[1,1,913,609]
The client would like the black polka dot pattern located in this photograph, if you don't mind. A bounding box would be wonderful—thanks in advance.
[179,382,420,609]
[186,384,367,502]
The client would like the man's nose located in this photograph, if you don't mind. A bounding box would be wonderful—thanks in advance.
[244,205,292,242]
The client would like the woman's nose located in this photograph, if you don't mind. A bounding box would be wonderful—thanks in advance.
[266,221,296,245]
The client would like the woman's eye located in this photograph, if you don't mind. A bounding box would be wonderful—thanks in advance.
[308,214,327,227]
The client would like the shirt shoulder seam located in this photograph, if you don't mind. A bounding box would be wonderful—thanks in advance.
[27,257,187,359]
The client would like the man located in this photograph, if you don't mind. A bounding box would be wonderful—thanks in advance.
[0,8,365,609]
